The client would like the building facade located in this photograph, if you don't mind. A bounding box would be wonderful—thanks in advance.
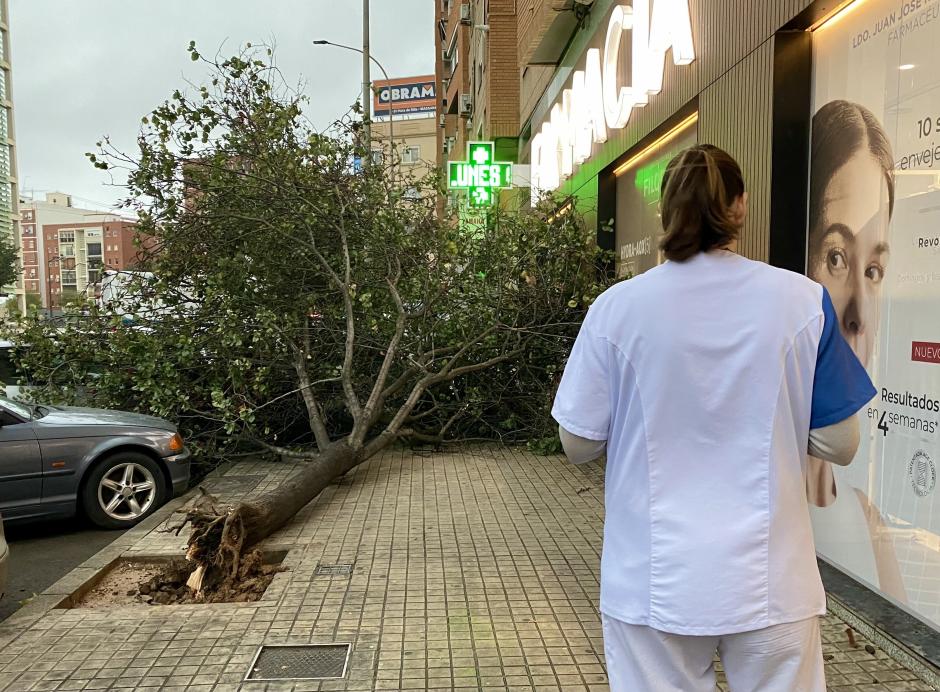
[441,0,940,647]
[372,115,438,184]
[19,192,139,309]
[436,0,520,171]
[41,216,144,310]
[371,76,439,189]
[0,0,20,313]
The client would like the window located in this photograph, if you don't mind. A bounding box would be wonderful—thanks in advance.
[61,270,77,285]
[402,146,421,165]
[59,230,75,243]
[87,242,102,256]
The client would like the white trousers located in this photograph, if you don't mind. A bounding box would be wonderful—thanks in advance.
[602,614,825,692]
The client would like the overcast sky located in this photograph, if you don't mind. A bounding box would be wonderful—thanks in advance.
[10,1,433,211]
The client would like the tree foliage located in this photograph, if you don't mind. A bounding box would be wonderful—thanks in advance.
[3,43,616,598]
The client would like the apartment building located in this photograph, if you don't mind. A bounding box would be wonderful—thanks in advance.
[372,116,437,182]
[42,218,148,309]
[0,0,21,313]
[19,192,143,309]
[437,1,520,162]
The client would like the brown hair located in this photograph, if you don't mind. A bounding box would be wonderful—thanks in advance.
[809,100,895,253]
[659,144,745,262]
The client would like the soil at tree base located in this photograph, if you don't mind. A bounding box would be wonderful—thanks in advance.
[76,550,283,608]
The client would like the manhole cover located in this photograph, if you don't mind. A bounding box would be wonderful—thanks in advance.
[245,644,351,681]
[315,563,354,577]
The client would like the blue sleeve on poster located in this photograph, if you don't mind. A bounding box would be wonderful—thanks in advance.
[811,287,877,429]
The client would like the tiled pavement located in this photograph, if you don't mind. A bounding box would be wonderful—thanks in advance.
[0,447,935,691]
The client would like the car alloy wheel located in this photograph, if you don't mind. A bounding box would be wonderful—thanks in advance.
[97,462,157,521]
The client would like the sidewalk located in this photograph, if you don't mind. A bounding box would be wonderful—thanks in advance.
[0,447,935,691]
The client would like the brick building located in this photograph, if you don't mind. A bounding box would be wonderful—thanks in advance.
[436,1,520,170]
[19,192,147,309]
[41,217,149,309]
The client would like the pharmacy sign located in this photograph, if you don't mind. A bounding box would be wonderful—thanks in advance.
[447,141,513,207]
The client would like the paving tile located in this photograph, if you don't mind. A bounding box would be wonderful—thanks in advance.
[0,450,934,692]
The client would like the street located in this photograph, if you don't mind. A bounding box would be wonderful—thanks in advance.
[0,519,124,622]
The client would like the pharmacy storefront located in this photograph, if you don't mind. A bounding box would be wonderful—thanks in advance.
[523,0,940,641]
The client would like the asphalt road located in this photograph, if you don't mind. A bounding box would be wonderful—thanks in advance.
[0,519,124,622]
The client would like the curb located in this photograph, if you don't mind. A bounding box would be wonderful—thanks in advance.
[827,594,940,690]
[0,478,204,633]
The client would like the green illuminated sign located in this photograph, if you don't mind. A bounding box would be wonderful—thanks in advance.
[447,141,513,207]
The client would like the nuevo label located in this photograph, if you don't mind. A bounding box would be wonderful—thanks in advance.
[912,341,940,364]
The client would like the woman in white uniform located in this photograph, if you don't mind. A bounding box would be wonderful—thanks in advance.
[552,144,875,691]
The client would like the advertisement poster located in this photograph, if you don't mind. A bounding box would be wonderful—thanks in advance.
[615,124,697,278]
[810,0,940,629]
[372,76,436,118]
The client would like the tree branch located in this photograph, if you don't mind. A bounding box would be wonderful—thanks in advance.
[356,257,406,444]
[291,333,331,452]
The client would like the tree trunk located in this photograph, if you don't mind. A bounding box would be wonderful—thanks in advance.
[183,441,360,599]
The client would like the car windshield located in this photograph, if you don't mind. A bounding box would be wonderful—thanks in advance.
[0,396,32,420]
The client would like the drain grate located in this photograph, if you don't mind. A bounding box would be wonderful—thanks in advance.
[315,563,354,577]
[245,644,351,681]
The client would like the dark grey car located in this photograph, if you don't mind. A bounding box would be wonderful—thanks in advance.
[0,396,190,529]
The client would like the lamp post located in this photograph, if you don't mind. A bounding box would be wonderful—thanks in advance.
[312,39,395,173]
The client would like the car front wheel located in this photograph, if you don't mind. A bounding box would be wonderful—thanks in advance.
[82,452,168,529]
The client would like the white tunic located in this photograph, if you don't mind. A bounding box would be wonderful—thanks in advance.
[552,251,875,635]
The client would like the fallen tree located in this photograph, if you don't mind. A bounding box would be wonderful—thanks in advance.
[10,45,613,598]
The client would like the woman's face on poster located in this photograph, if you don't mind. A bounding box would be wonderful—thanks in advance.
[809,151,891,368]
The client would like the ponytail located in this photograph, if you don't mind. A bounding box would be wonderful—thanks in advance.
[659,144,745,262]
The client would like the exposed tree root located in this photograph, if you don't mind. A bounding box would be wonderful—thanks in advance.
[165,443,360,600]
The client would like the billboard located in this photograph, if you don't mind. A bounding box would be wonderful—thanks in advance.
[809,0,940,630]
[373,76,436,118]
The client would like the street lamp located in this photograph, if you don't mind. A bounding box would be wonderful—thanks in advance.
[312,39,395,173]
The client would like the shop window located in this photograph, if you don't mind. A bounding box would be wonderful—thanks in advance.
[612,115,698,279]
[808,0,940,631]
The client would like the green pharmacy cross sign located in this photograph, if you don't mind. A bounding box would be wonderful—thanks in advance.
[447,141,513,207]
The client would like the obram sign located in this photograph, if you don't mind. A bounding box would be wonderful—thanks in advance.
[373,76,436,117]
[448,142,513,207]
[530,0,696,202]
